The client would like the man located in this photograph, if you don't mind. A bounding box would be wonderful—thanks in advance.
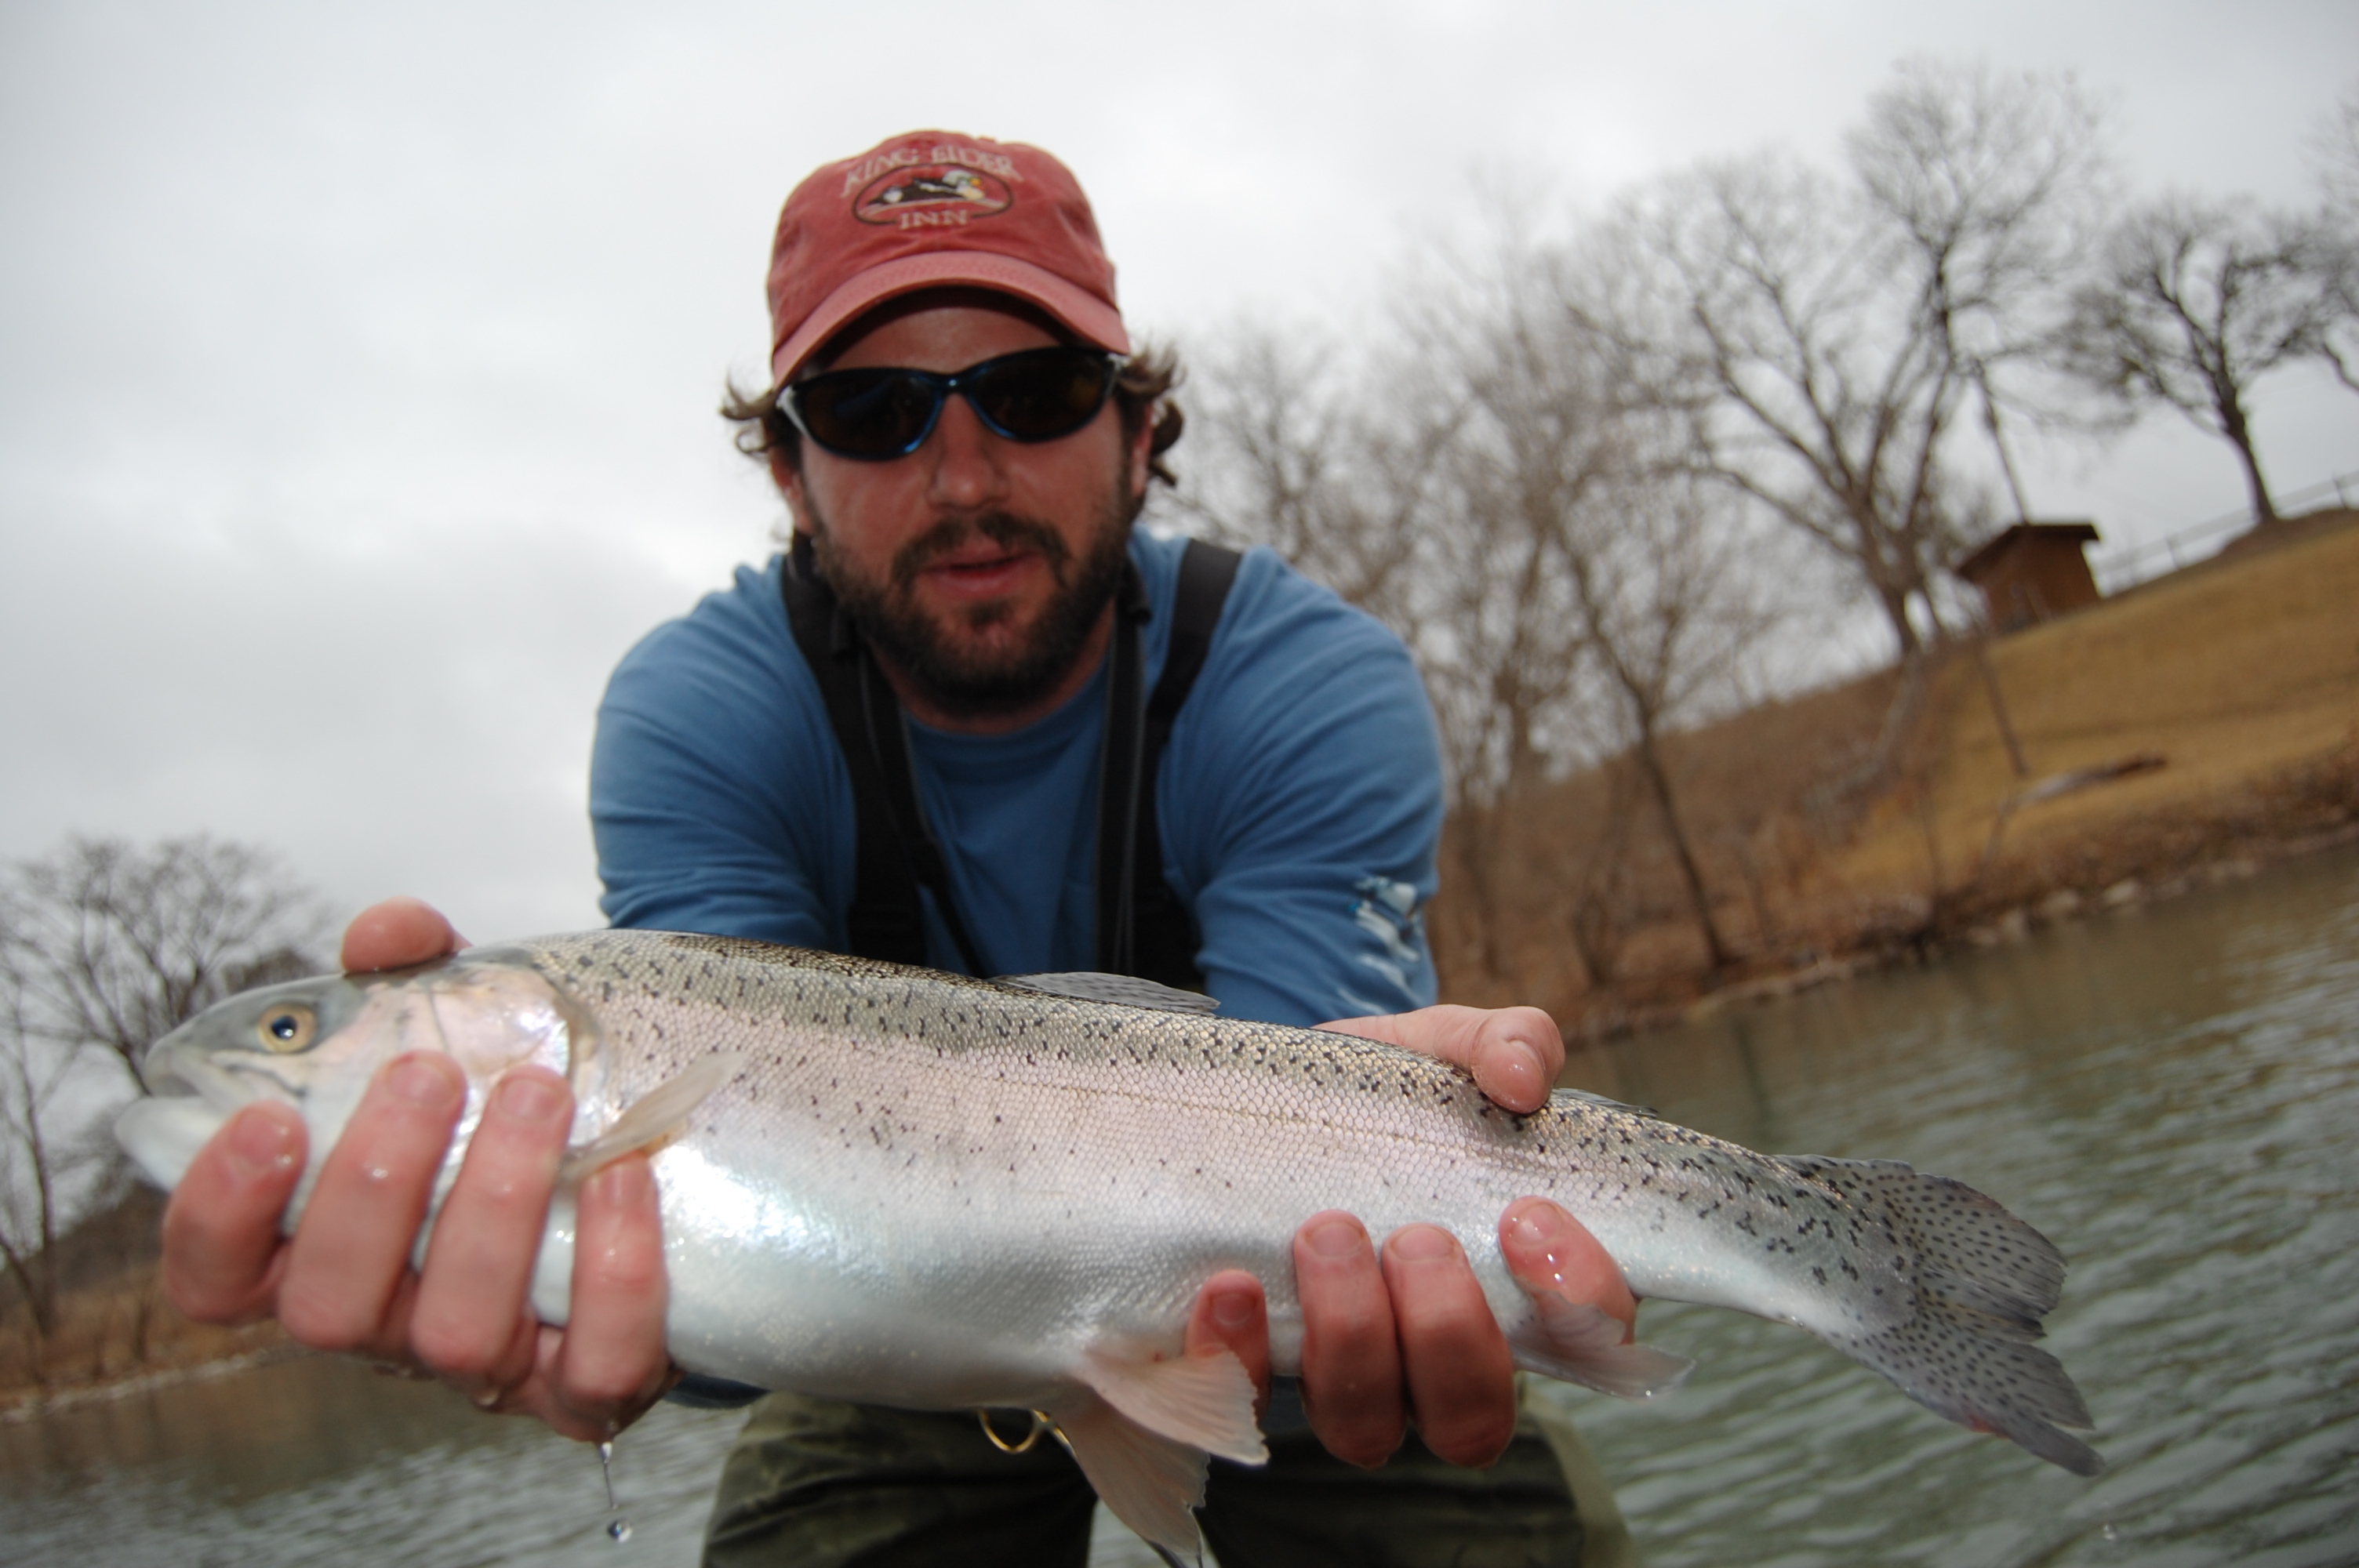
[158,131,1639,1566]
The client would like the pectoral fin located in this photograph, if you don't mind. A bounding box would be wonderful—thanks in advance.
[557,1051,740,1183]
[1510,1295,1695,1399]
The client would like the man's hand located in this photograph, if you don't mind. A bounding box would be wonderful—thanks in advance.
[1186,1003,1634,1470]
[159,898,675,1443]
[1320,1004,1564,1115]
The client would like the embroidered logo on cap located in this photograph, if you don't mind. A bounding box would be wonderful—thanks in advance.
[854,164,1014,229]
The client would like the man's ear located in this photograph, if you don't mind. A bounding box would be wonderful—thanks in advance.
[769,447,816,537]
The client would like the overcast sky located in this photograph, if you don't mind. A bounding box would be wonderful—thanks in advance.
[2,0,2354,945]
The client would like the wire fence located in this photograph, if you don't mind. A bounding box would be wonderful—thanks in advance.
[2088,469,2359,596]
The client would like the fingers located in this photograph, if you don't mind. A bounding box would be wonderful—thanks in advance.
[1293,1211,1405,1468]
[1381,1225,1518,1468]
[540,1155,676,1439]
[1317,1004,1564,1113]
[161,1102,307,1324]
[1499,1198,1636,1338]
[409,1065,573,1403]
[274,1051,465,1356]
[1185,1269,1271,1417]
[342,896,466,973]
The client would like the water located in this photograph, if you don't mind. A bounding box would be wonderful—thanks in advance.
[2,848,2354,1565]
[1541,844,2359,1566]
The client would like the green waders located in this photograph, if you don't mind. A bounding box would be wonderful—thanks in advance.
[703,1379,1637,1568]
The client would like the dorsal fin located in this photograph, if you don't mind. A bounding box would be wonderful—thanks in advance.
[1555,1086,1659,1116]
[996,972,1220,1014]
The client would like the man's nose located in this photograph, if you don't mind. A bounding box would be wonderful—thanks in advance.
[921,392,1012,513]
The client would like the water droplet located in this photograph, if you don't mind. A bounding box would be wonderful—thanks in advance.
[608,1517,634,1544]
[596,1439,618,1511]
[2102,1523,2118,1543]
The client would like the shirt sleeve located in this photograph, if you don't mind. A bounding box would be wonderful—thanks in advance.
[589,560,856,947]
[1155,550,1445,1028]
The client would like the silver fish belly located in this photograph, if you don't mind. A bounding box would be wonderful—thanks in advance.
[119,930,2102,1552]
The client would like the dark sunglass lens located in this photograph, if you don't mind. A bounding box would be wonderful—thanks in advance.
[970,352,1114,441]
[794,370,940,457]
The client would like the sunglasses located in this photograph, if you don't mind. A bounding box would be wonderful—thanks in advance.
[780,346,1121,461]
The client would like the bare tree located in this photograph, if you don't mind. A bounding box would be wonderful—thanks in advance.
[1170,321,1441,624]
[2306,85,2359,396]
[1404,246,1634,982]
[0,949,107,1341]
[2058,198,2351,524]
[2311,82,2359,227]
[0,835,326,1351]
[8,835,327,1082]
[1554,475,1783,972]
[1848,59,2113,517]
[1587,62,2108,662]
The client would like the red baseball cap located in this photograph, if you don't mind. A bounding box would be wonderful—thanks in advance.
[766,130,1130,385]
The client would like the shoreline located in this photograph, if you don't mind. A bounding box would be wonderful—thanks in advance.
[0,1340,307,1425]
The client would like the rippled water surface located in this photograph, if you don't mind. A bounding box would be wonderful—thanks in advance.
[3,848,2354,1565]
[1544,845,2359,1566]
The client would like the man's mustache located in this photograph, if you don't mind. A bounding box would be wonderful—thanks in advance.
[890,513,1074,592]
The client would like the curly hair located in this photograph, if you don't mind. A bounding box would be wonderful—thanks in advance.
[721,341,1185,487]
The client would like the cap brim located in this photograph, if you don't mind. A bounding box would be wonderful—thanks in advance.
[770,252,1129,384]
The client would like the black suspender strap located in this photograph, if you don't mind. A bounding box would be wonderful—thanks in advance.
[780,535,986,973]
[782,533,1241,982]
[1125,539,1242,988]
[1092,565,1153,975]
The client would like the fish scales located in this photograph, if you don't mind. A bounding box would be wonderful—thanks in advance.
[117,928,2103,1553]
[554,933,1914,1361]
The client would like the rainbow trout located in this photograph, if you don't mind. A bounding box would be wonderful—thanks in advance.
[117,931,2099,1554]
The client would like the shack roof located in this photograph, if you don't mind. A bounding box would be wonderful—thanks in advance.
[1954,520,2102,583]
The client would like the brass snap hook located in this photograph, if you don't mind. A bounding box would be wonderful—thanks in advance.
[976,1407,1054,1454]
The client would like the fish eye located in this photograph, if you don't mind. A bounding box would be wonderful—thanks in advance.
[256,1004,318,1053]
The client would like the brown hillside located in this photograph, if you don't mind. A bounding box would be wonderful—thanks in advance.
[1430,510,2359,1035]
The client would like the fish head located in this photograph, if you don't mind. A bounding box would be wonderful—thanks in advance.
[116,947,600,1214]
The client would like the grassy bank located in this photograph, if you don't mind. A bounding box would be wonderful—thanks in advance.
[0,1188,289,1413]
[1430,510,2359,1033]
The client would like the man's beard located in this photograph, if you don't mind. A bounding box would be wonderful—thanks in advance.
[809,482,1139,721]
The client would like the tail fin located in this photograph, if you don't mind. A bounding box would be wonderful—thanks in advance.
[1783,1156,2103,1476]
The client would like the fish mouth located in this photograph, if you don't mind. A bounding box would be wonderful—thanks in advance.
[142,1044,300,1113]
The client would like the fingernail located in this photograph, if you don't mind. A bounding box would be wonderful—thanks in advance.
[1211,1287,1257,1330]
[1303,1217,1366,1260]
[1485,1036,1545,1102]
[1510,1203,1565,1247]
[387,1053,459,1108]
[227,1106,298,1177]
[496,1071,564,1123]
[1388,1225,1457,1262]
[591,1156,651,1207]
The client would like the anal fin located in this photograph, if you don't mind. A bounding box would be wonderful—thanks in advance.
[1046,1345,1269,1562]
[1049,1389,1212,1562]
[1076,1345,1267,1465]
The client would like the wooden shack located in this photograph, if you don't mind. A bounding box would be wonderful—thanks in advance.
[1955,521,2103,633]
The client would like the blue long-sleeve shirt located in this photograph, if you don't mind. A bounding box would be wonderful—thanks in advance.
[589,532,1442,1028]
